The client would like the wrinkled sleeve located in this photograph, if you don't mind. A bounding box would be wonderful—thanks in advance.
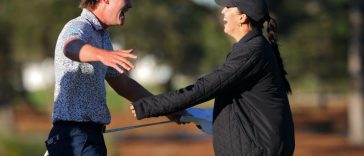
[134,47,260,119]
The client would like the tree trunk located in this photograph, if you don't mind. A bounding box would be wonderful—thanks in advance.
[348,0,364,145]
[0,21,14,106]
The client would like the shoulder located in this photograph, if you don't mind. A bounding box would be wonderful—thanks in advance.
[58,17,96,42]
[233,36,269,56]
[63,17,94,34]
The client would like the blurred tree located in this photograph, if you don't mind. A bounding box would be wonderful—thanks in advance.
[348,0,364,145]
[0,0,357,107]
[0,13,14,106]
[5,0,79,60]
[270,0,350,94]
[0,0,17,106]
[0,0,79,106]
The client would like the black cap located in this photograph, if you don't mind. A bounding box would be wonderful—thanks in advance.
[215,0,269,22]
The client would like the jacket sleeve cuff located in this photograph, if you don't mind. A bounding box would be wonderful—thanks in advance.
[133,100,147,120]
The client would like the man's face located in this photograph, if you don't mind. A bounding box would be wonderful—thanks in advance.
[105,0,132,26]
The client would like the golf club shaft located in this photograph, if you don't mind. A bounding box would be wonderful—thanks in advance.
[104,120,174,133]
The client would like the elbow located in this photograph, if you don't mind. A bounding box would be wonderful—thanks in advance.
[63,39,85,61]
[63,49,74,60]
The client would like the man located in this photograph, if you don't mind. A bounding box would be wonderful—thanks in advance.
[45,0,153,155]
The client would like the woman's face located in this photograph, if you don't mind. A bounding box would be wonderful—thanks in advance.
[221,7,243,37]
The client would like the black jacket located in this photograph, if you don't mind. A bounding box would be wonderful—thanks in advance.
[134,29,295,156]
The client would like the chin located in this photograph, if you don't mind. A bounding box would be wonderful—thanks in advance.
[224,28,229,34]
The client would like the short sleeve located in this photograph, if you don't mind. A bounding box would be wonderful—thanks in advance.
[62,21,93,43]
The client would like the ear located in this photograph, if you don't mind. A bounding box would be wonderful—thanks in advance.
[240,14,249,24]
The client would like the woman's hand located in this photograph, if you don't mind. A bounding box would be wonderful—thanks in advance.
[129,104,190,125]
[167,110,193,125]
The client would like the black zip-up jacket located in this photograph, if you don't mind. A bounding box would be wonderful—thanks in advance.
[133,28,295,156]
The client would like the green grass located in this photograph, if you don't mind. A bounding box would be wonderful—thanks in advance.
[105,83,164,112]
[27,89,53,111]
[0,133,46,156]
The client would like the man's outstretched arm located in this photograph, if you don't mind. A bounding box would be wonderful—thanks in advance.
[64,39,137,73]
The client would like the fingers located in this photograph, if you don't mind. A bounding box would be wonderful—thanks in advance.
[117,51,137,59]
[166,114,185,125]
[113,49,137,71]
[117,49,137,59]
[119,49,134,53]
[114,55,135,70]
[130,105,136,117]
[99,49,137,74]
[110,64,124,74]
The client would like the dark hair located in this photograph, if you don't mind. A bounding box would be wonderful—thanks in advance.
[79,0,99,9]
[266,17,292,93]
[248,16,292,93]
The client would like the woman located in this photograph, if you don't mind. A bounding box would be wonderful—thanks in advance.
[131,0,295,155]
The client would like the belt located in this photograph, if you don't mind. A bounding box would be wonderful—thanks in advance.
[54,121,106,133]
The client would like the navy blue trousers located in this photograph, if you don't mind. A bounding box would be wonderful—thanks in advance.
[45,121,107,156]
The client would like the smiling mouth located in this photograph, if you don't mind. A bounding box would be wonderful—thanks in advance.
[120,6,131,23]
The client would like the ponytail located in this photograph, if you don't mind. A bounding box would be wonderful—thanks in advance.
[266,17,292,94]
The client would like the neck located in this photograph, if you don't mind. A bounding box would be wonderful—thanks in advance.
[87,6,109,29]
[231,24,252,42]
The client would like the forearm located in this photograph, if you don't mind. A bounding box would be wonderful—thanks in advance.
[64,39,105,62]
[119,78,152,102]
[134,49,259,119]
[107,75,152,102]
[133,81,217,120]
[133,58,249,119]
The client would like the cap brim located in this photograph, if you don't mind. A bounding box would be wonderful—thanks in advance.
[215,0,234,7]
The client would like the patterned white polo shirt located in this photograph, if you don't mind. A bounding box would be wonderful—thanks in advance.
[52,9,120,124]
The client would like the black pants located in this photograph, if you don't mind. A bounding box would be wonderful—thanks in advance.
[45,121,107,156]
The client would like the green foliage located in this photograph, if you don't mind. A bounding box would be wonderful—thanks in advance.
[111,0,230,76]
[27,89,53,111]
[0,0,80,105]
[199,15,232,72]
[271,0,351,92]
[4,0,80,60]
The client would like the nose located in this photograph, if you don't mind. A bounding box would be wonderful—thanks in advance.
[221,7,227,14]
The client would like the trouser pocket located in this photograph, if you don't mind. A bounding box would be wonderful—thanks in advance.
[45,125,88,156]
